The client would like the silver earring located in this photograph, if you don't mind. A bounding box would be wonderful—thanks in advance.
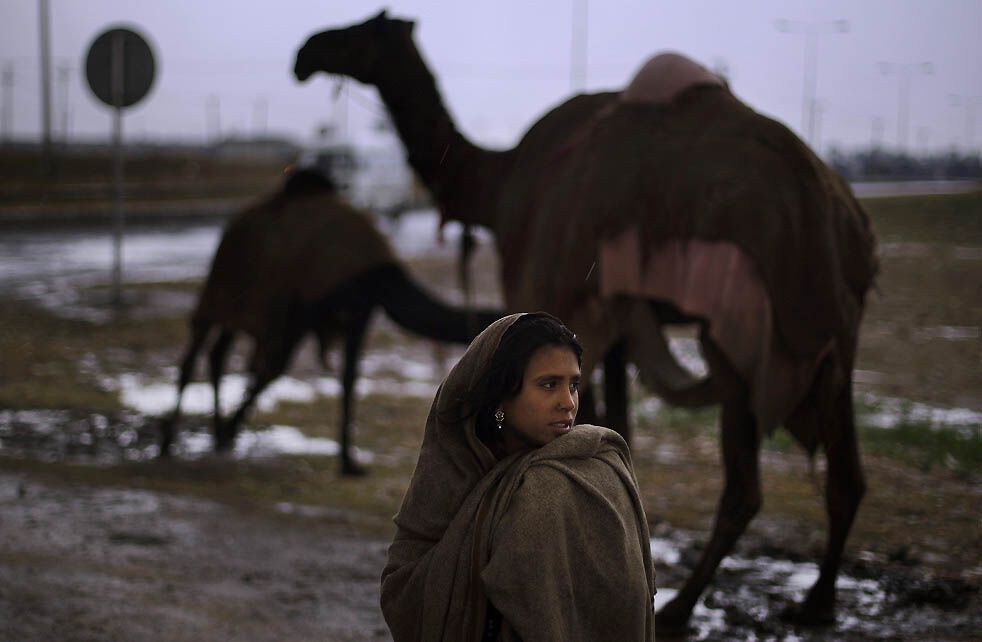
[494,409,505,431]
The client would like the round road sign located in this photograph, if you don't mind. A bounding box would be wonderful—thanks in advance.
[85,27,156,108]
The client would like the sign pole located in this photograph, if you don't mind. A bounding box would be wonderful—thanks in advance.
[85,25,155,309]
[110,31,125,306]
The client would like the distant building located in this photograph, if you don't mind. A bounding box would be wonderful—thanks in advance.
[297,142,426,217]
[211,136,301,163]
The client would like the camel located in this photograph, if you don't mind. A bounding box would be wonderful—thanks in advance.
[294,11,879,628]
[160,167,503,475]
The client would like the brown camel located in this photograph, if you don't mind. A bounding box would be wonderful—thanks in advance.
[160,167,503,475]
[294,11,879,629]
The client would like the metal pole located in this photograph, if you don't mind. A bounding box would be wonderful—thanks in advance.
[898,67,910,153]
[803,29,818,143]
[1,63,13,143]
[38,0,53,173]
[871,116,884,150]
[111,32,125,307]
[57,62,70,146]
[776,19,847,147]
[570,0,588,93]
[967,98,977,151]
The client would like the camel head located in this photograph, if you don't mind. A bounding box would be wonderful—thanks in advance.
[294,10,416,86]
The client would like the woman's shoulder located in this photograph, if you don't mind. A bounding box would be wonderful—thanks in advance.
[530,424,630,462]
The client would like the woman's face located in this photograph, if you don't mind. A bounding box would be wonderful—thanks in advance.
[499,344,581,453]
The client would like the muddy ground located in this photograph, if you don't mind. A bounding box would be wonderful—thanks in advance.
[1,192,980,640]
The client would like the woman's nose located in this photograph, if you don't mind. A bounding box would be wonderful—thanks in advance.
[558,387,575,410]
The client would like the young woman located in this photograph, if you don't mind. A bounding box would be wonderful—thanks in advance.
[381,312,655,641]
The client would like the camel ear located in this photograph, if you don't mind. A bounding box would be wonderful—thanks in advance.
[371,9,388,30]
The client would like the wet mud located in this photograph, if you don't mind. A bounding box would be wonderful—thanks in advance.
[651,526,981,641]
[2,409,980,641]
[0,471,391,642]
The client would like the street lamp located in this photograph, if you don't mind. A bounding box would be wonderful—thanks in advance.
[775,18,849,146]
[878,61,933,154]
[570,0,588,93]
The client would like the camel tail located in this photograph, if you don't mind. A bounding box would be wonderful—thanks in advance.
[373,265,503,344]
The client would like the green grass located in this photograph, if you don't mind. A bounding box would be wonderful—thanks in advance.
[632,394,981,478]
[860,190,982,245]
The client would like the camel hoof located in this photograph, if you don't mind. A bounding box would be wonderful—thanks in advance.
[341,460,369,477]
[780,600,835,626]
[213,436,235,453]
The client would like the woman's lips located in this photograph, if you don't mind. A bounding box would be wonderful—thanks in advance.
[549,420,573,434]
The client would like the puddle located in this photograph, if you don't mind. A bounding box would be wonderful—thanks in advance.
[857,393,982,436]
[0,408,373,465]
[878,241,982,261]
[911,325,980,342]
[115,369,438,420]
[649,532,980,640]
[0,211,461,321]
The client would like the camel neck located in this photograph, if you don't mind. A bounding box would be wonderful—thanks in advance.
[376,39,513,228]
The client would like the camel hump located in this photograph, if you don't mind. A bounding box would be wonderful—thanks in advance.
[621,52,723,104]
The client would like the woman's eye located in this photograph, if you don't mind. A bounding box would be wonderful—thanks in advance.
[541,381,556,389]
[570,381,580,391]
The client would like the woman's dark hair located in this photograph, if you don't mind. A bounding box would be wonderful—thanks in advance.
[473,314,582,447]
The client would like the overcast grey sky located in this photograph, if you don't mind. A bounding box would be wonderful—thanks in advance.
[1,0,980,155]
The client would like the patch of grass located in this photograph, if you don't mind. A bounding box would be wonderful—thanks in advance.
[857,421,981,476]
[860,190,982,245]
[0,296,187,411]
[852,397,982,476]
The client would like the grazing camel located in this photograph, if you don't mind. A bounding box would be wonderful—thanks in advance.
[294,11,879,627]
[160,167,503,475]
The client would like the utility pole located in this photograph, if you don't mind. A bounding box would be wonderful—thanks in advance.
[57,61,71,146]
[570,0,588,93]
[870,116,884,150]
[38,0,53,172]
[1,63,13,144]
[775,18,849,146]
[253,95,268,137]
[949,94,980,153]
[878,61,933,154]
[206,94,221,142]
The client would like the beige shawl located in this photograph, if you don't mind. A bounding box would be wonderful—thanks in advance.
[381,313,655,641]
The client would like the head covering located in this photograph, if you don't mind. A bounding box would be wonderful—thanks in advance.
[381,313,655,641]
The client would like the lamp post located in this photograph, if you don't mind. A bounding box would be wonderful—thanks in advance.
[1,63,13,143]
[775,18,849,146]
[570,0,588,93]
[878,61,933,154]
[38,0,53,173]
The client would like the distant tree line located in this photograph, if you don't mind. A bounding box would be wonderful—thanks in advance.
[828,147,982,181]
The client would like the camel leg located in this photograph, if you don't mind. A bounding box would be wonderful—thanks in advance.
[215,366,278,452]
[789,379,865,624]
[159,320,211,456]
[338,305,372,476]
[208,329,235,445]
[216,311,307,452]
[577,386,599,426]
[603,340,629,442]
[656,395,762,633]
